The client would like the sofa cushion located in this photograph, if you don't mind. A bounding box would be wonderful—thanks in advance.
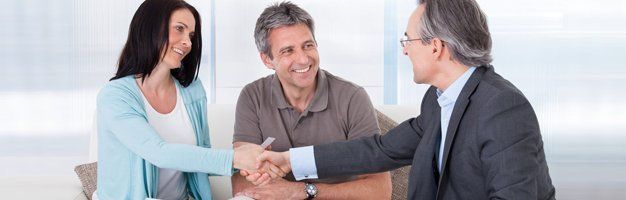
[74,162,97,200]
[375,109,411,200]
[376,109,398,134]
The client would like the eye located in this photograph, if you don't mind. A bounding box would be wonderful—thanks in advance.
[280,48,293,55]
[304,43,316,50]
[189,32,195,39]
[175,25,184,32]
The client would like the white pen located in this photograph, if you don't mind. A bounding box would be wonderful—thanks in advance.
[260,137,275,149]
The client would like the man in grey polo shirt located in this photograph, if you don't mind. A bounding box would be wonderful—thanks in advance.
[231,2,391,199]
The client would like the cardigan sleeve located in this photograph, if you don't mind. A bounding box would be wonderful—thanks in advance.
[97,84,234,176]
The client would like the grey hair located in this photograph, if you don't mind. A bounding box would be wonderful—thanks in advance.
[418,0,492,67]
[254,1,315,59]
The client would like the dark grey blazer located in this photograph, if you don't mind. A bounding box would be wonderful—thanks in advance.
[314,66,555,200]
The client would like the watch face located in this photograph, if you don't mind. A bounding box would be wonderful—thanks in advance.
[306,183,318,195]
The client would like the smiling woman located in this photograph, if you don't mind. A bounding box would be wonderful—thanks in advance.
[161,9,196,72]
[94,0,233,200]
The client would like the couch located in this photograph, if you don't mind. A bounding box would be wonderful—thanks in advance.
[74,104,419,200]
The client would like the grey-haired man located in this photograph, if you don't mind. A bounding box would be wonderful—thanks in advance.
[231,2,392,199]
[256,0,556,199]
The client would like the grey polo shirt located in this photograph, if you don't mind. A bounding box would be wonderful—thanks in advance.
[233,69,380,183]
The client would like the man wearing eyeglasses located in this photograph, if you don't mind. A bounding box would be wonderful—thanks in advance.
[253,0,556,199]
[230,2,392,200]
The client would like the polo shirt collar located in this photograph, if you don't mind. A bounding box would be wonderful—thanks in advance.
[271,69,329,112]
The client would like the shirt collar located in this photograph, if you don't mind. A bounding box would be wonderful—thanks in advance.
[437,67,477,107]
[271,69,329,112]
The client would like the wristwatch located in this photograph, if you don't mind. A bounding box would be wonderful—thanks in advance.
[304,182,318,199]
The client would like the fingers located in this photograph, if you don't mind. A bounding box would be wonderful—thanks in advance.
[260,162,279,179]
[256,162,272,178]
[253,173,271,186]
[279,165,291,174]
[256,150,292,176]
[244,172,262,183]
[257,177,272,186]
[244,171,272,186]
[266,162,285,178]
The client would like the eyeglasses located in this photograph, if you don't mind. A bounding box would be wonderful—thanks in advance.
[399,36,426,48]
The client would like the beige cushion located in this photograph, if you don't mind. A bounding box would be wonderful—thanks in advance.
[74,162,97,200]
[376,109,411,200]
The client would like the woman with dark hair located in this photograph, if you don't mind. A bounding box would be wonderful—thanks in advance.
[95,0,274,199]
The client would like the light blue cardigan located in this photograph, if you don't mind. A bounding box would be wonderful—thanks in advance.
[96,76,234,200]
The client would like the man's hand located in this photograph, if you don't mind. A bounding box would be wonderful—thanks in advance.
[234,143,288,182]
[256,150,292,175]
[239,160,286,186]
[237,178,307,200]
[239,150,292,186]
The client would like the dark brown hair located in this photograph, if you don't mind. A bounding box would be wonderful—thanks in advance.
[111,0,202,87]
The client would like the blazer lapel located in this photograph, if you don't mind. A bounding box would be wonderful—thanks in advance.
[431,101,442,178]
[436,66,487,194]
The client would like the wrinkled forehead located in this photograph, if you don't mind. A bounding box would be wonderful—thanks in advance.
[269,24,313,43]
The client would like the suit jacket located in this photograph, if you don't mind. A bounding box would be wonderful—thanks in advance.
[314,66,555,200]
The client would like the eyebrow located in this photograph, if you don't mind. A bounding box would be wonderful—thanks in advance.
[176,22,188,28]
[278,45,294,53]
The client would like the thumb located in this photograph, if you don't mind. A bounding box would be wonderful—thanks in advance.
[256,152,268,169]
[239,169,250,176]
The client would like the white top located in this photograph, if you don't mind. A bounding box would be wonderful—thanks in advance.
[142,83,197,200]
[93,83,197,200]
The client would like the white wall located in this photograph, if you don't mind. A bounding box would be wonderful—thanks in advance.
[212,0,387,104]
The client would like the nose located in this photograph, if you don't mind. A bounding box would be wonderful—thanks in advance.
[294,50,309,65]
[181,35,192,48]
[402,45,409,56]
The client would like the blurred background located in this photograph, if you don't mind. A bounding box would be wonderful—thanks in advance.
[1,0,625,199]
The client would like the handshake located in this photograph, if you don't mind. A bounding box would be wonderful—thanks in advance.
[233,142,292,185]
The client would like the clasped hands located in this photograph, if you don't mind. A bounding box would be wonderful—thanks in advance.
[233,143,292,185]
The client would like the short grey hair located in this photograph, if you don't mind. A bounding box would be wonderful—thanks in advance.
[254,1,315,59]
[418,0,492,67]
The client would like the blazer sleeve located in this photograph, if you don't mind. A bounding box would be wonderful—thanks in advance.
[477,91,542,199]
[313,115,425,178]
[97,85,234,176]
